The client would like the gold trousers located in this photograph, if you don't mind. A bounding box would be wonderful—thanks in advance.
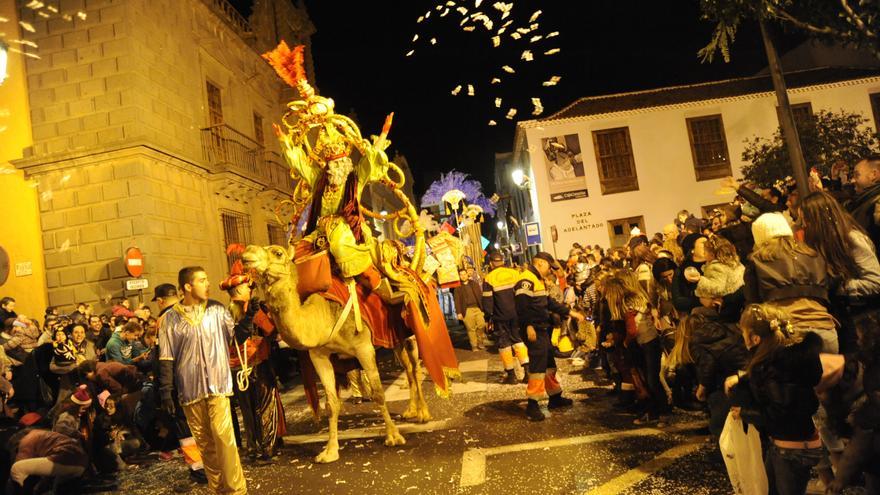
[182,396,247,494]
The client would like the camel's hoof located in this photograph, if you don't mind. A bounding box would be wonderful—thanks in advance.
[401,405,418,420]
[314,448,340,464]
[384,431,406,447]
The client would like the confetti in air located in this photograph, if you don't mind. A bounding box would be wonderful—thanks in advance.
[407,1,564,126]
[18,21,35,32]
[59,238,71,252]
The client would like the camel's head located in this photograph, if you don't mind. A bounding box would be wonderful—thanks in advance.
[242,244,292,283]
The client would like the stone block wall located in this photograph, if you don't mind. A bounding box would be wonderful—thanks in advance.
[28,147,216,309]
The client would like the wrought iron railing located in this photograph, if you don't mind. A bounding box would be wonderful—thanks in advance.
[200,0,252,36]
[200,123,295,193]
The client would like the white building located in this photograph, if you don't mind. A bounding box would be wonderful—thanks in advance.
[510,61,880,253]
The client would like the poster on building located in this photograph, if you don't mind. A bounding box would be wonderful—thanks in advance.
[541,134,588,202]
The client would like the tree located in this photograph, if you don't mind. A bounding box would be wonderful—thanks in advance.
[699,0,880,63]
[740,110,880,187]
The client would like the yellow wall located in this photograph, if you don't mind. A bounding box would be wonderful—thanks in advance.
[0,3,48,320]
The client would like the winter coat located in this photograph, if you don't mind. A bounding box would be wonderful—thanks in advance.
[718,221,755,264]
[689,318,749,393]
[744,250,829,305]
[737,332,824,441]
[671,260,705,313]
[839,230,880,300]
[694,260,744,299]
[94,361,140,396]
[847,182,880,249]
[16,429,88,469]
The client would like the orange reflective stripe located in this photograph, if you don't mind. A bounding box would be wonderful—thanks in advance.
[499,347,515,370]
[526,377,546,400]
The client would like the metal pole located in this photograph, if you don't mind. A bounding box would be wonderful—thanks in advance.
[759,18,810,200]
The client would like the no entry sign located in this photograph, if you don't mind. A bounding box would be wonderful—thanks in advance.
[124,247,144,278]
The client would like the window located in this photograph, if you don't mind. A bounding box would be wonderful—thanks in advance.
[686,115,732,181]
[220,209,252,267]
[206,81,223,126]
[607,216,645,248]
[267,223,287,246]
[871,93,880,133]
[591,127,639,195]
[253,112,264,146]
[790,102,813,129]
[701,202,729,219]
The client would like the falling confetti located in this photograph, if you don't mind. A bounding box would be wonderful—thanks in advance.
[40,190,53,201]
[521,50,533,61]
[467,84,475,96]
[451,85,462,95]
[546,31,559,38]
[60,173,71,184]
[545,48,561,55]
[456,6,468,15]
[501,65,515,73]
[76,11,87,20]
[491,77,501,84]
[474,0,482,7]
[506,108,517,119]
[494,97,502,107]
[529,10,543,22]
[59,238,71,252]
[462,25,475,32]
[510,32,521,40]
[412,34,419,42]
[430,37,437,45]
[406,50,415,57]
[531,97,544,115]
[417,15,424,23]
[18,21,35,32]
[25,1,44,9]
[491,36,500,47]
[530,34,543,43]
[542,75,562,86]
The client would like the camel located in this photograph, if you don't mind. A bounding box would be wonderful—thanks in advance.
[241,244,432,463]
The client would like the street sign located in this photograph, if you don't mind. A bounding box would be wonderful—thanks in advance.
[124,247,144,277]
[525,222,541,246]
[125,278,149,291]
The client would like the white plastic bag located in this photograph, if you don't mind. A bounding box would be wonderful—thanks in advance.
[719,411,769,495]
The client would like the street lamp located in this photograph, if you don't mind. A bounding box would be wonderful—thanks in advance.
[511,169,530,189]
[0,40,8,86]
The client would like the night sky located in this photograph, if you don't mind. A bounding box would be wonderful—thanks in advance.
[237,1,803,198]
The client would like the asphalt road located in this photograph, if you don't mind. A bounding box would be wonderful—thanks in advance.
[114,325,740,495]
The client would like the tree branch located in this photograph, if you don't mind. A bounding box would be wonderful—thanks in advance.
[839,0,876,39]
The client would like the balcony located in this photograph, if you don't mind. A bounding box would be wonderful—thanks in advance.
[200,123,295,194]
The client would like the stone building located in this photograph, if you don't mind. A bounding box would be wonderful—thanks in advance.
[9,0,316,311]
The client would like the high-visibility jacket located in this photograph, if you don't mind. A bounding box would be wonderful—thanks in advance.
[482,266,521,322]
[513,266,570,330]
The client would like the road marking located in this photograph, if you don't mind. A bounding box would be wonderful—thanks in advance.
[384,358,489,402]
[458,421,707,488]
[581,438,708,495]
[283,418,453,444]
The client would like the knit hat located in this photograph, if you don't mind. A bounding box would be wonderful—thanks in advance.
[751,213,793,247]
[71,384,92,407]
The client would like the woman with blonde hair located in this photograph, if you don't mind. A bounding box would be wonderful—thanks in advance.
[724,304,824,495]
[744,212,837,353]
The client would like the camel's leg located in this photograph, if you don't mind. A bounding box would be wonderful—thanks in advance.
[309,350,340,463]
[405,338,432,423]
[396,343,420,421]
[355,344,405,447]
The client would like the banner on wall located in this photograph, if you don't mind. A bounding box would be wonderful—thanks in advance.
[541,134,589,202]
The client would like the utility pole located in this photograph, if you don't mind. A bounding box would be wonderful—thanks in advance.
[759,18,810,200]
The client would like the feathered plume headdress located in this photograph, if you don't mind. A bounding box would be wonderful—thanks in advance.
[261,41,311,96]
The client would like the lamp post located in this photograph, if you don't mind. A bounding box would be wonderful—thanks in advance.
[0,40,8,86]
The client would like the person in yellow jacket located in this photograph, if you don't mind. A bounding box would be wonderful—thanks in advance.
[482,252,531,384]
[514,252,585,421]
